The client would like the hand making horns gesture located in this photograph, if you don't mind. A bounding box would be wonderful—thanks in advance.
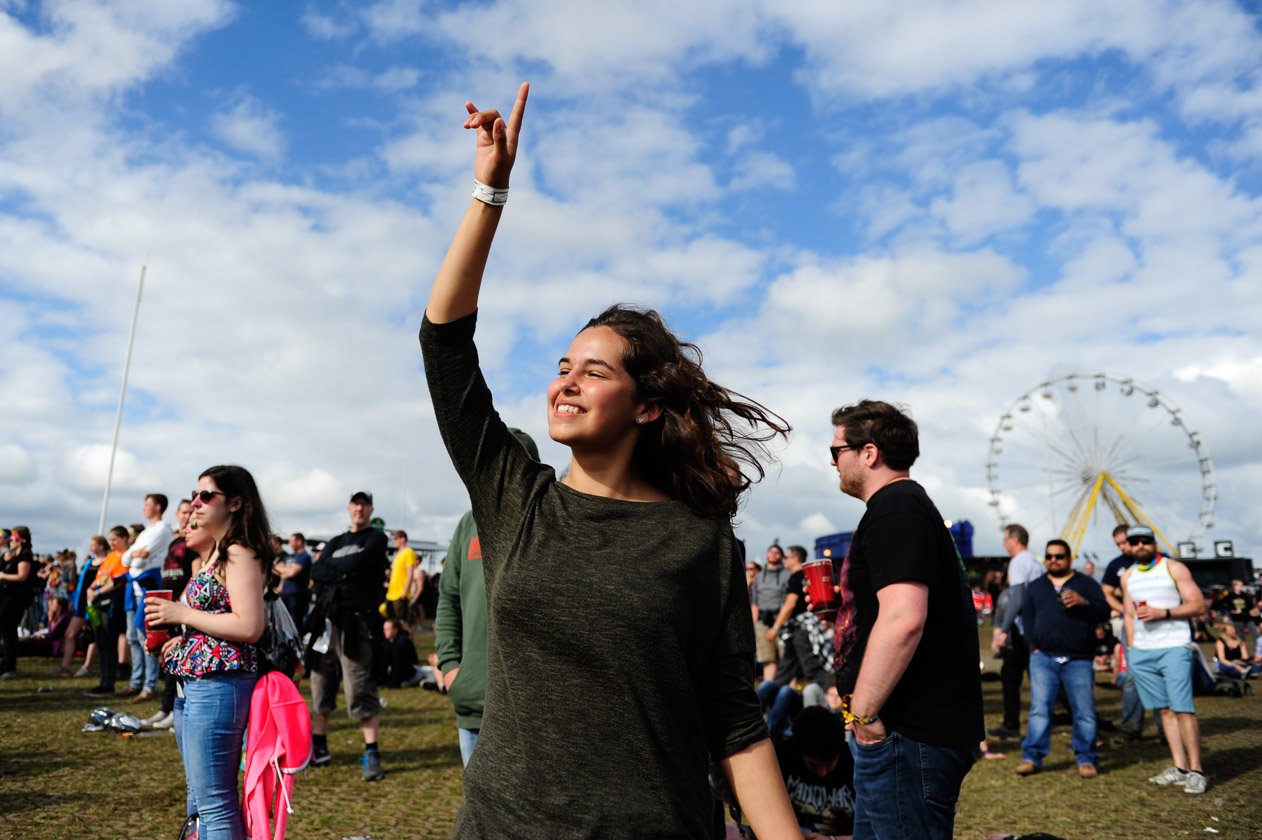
[463,81,529,189]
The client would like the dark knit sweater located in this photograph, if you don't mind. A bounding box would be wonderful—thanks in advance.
[422,312,765,839]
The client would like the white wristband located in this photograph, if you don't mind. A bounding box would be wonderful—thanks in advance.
[472,179,509,206]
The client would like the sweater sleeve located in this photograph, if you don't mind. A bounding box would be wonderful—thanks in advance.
[699,531,768,759]
[434,512,472,672]
[420,312,550,544]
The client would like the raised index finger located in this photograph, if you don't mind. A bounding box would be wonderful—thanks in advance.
[505,81,529,154]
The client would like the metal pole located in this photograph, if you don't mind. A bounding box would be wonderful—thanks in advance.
[98,264,146,535]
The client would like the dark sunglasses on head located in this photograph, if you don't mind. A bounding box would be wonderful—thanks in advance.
[1045,552,1069,560]
[1127,536,1156,546]
[191,489,226,504]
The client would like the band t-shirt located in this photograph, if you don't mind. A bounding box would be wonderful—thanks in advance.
[833,479,984,747]
[775,740,856,835]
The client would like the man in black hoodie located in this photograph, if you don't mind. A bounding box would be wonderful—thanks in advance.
[1015,539,1110,779]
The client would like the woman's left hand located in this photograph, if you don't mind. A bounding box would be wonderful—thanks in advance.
[145,595,187,627]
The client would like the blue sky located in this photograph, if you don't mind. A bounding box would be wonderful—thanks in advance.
[2,0,1261,565]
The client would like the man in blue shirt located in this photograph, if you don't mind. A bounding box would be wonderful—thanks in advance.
[1014,539,1111,778]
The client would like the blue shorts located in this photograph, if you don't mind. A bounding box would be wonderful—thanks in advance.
[1128,645,1195,714]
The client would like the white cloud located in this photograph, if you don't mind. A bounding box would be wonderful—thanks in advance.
[209,92,287,161]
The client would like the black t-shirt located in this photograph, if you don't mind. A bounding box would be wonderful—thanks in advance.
[833,480,984,746]
[785,570,807,619]
[1101,552,1134,591]
[312,528,389,614]
[1225,591,1256,622]
[775,740,856,835]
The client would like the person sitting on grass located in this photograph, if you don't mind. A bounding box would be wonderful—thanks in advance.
[1215,621,1260,679]
[381,618,422,688]
[774,706,855,840]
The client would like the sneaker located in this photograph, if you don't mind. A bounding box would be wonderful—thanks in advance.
[1183,771,1208,794]
[130,688,156,704]
[84,685,116,698]
[50,665,72,677]
[73,666,92,678]
[1148,766,1190,787]
[0,671,16,680]
[1015,760,1040,776]
[361,750,384,782]
[1077,764,1099,778]
[150,712,174,730]
[141,710,167,725]
[312,743,331,767]
[115,686,139,698]
[986,724,1021,741]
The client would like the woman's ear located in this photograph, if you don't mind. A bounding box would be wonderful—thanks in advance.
[634,403,664,425]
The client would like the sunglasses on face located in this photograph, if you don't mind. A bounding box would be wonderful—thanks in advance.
[191,489,226,504]
[829,444,863,464]
[1127,536,1156,546]
[1045,553,1069,560]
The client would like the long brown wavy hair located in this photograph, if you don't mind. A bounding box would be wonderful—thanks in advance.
[583,305,790,518]
[198,465,274,578]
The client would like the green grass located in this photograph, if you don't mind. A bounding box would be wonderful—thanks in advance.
[3,631,1260,839]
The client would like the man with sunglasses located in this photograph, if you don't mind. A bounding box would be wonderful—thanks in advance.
[829,400,982,840]
[1120,526,1208,794]
[1100,523,1145,739]
[1014,540,1110,778]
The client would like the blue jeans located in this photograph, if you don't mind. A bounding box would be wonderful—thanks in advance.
[181,671,258,840]
[849,731,974,839]
[458,727,479,767]
[125,610,159,692]
[1023,651,1097,767]
[756,680,802,742]
[172,695,196,817]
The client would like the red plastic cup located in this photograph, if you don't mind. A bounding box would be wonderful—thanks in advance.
[802,560,839,620]
[146,589,173,650]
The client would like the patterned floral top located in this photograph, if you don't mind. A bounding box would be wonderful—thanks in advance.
[162,559,258,678]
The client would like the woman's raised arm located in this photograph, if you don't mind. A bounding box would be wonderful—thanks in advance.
[426,82,529,324]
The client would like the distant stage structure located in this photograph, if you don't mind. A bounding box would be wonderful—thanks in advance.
[985,372,1215,560]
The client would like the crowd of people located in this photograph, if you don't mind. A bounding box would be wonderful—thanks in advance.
[3,81,1259,840]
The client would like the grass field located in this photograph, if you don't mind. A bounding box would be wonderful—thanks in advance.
[3,630,1260,839]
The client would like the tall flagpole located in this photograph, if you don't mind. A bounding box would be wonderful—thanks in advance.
[98,263,146,535]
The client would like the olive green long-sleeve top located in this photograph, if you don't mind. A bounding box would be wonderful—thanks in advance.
[421,312,765,839]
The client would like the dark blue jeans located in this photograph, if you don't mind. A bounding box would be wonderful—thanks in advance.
[848,731,974,840]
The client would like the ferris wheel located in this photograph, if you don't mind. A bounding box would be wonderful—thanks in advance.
[985,372,1215,560]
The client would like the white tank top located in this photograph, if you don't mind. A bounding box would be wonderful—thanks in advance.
[1127,557,1191,650]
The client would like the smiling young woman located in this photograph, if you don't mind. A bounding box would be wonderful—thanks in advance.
[421,83,798,839]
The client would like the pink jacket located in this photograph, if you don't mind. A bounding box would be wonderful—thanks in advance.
[244,672,312,840]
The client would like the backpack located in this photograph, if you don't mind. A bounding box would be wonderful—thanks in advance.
[1212,677,1252,698]
[257,596,303,677]
[244,671,312,840]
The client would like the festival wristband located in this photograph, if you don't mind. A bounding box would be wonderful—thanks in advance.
[472,179,509,206]
[839,693,879,726]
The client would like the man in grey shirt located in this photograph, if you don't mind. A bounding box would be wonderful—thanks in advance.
[751,544,791,681]
[988,523,1043,740]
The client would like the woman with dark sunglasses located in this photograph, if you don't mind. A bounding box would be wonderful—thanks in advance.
[146,466,273,839]
[422,83,799,838]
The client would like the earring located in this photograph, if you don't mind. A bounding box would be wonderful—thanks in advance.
[636,416,647,424]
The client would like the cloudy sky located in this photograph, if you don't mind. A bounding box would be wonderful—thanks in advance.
[3,0,1260,565]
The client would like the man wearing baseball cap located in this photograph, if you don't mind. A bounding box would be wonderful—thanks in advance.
[1120,525,1208,794]
[309,490,390,781]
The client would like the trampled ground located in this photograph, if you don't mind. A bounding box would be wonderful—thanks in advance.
[3,630,1259,839]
